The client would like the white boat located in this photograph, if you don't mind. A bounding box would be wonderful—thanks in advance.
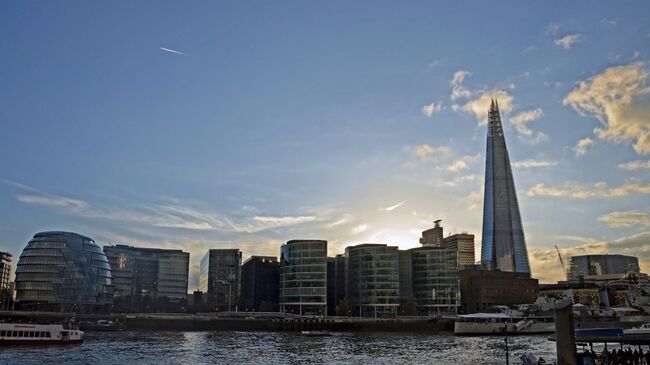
[624,323,650,335]
[454,313,555,335]
[0,323,84,346]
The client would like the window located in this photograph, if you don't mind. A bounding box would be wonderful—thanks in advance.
[18,331,23,337]
[45,332,51,338]
[29,331,34,337]
[0,330,5,336]
[12,331,17,337]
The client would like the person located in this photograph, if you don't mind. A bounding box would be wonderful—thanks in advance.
[634,349,640,365]
[645,349,650,365]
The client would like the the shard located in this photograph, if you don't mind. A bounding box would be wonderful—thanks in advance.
[481,99,531,273]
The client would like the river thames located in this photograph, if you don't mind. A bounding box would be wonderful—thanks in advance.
[0,331,558,365]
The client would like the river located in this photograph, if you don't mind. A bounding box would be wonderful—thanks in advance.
[0,331,558,365]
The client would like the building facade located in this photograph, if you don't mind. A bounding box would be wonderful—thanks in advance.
[420,220,444,247]
[15,231,113,311]
[103,244,189,301]
[240,256,279,312]
[199,249,242,311]
[345,244,400,317]
[279,240,327,315]
[481,99,531,273]
[410,247,460,314]
[443,233,476,267]
[327,255,346,316]
[459,269,538,313]
[0,251,12,291]
[568,254,640,280]
[398,250,413,300]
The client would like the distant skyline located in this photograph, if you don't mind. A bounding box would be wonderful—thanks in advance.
[1,2,649,288]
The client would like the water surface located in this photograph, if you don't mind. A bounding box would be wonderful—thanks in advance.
[0,331,557,365]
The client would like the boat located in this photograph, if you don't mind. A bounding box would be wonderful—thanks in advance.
[623,323,650,335]
[454,313,555,335]
[0,323,84,346]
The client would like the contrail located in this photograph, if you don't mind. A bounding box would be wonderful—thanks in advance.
[383,201,406,212]
[160,47,185,55]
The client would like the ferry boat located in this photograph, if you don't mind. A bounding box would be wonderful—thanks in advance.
[0,323,84,346]
[454,313,555,335]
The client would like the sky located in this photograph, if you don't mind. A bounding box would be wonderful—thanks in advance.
[1,1,649,288]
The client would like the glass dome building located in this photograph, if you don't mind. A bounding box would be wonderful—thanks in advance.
[15,231,113,311]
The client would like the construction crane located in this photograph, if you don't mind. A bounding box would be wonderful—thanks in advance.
[555,245,568,281]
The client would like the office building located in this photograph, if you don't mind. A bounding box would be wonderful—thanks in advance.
[199,249,242,311]
[568,254,640,280]
[398,250,413,299]
[103,244,189,301]
[279,240,327,315]
[327,255,346,316]
[481,99,531,273]
[240,256,279,312]
[0,251,12,291]
[410,246,460,314]
[15,231,113,311]
[443,233,475,267]
[420,220,444,247]
[345,244,400,317]
[459,268,538,313]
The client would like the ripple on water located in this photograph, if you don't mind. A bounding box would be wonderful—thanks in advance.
[0,331,557,365]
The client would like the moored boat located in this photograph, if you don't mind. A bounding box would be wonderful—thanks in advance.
[454,313,555,335]
[0,323,84,346]
[623,323,650,335]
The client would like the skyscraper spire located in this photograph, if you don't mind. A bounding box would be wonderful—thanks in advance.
[481,100,531,273]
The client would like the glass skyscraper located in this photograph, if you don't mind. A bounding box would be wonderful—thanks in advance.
[279,240,327,316]
[481,99,531,273]
[104,244,190,301]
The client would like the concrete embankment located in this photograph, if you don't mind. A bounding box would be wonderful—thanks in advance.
[125,314,453,332]
[0,311,453,332]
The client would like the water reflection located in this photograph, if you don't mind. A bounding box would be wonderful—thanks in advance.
[0,331,557,365]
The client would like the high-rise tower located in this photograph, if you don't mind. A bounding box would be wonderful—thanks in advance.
[481,99,531,273]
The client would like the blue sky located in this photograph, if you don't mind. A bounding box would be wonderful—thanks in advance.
[1,1,649,286]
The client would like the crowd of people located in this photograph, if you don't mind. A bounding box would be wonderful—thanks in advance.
[582,347,650,365]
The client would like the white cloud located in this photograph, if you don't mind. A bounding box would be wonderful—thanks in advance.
[574,137,593,156]
[527,181,650,199]
[510,108,543,136]
[413,144,452,161]
[422,101,443,117]
[446,155,477,173]
[159,47,185,55]
[450,70,472,100]
[11,182,319,233]
[545,23,561,36]
[600,18,617,28]
[618,160,650,170]
[512,159,558,169]
[510,108,547,142]
[564,63,650,154]
[554,34,582,49]
[352,224,369,234]
[17,194,88,211]
[383,201,406,212]
[598,211,650,228]
[462,89,514,125]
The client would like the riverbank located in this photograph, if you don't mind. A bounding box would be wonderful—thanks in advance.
[0,311,454,332]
